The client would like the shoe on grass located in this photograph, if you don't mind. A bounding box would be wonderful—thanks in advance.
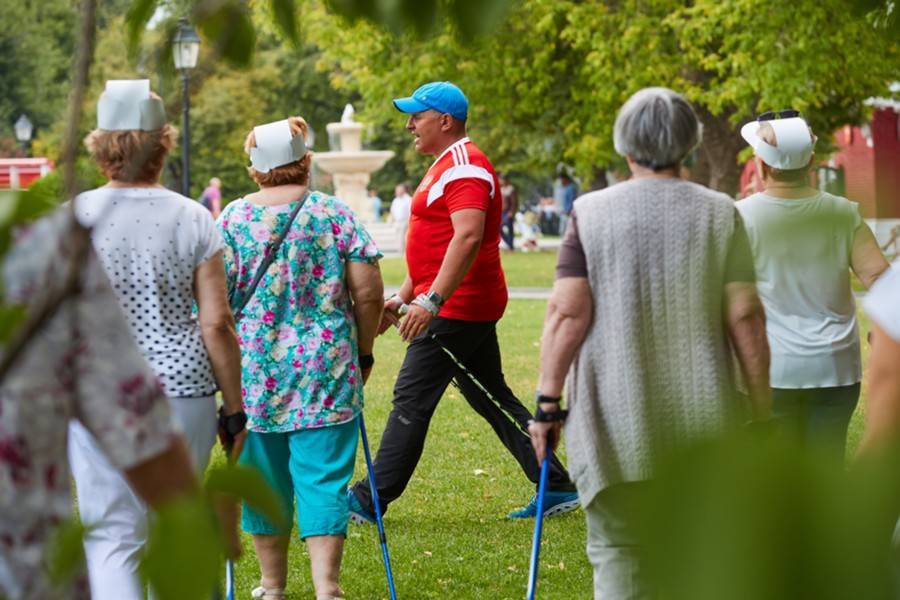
[347,489,376,525]
[507,490,580,519]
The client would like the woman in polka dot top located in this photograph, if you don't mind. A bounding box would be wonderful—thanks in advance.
[66,82,245,599]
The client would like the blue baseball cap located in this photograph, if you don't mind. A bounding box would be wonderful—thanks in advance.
[393,81,469,121]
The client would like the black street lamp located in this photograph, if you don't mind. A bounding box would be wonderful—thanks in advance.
[14,114,33,157]
[173,18,200,197]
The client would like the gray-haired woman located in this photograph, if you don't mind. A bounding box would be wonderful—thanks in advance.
[529,87,771,599]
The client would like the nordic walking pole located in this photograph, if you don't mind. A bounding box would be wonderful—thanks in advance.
[526,451,551,600]
[359,414,398,600]
[225,558,235,600]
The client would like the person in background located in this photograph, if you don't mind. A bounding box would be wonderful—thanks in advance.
[554,172,578,236]
[529,87,771,600]
[736,111,889,463]
[368,187,383,222]
[1,209,238,600]
[347,81,578,526]
[218,116,383,600]
[390,183,412,256]
[880,224,900,259]
[499,173,517,250]
[69,80,245,600]
[200,177,223,219]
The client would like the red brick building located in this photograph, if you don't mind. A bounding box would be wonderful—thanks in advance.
[829,103,900,221]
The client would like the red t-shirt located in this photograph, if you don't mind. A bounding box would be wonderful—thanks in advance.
[406,138,508,321]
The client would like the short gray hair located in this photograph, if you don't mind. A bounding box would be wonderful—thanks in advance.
[613,87,702,170]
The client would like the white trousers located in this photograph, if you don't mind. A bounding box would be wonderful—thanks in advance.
[69,395,217,600]
[585,482,655,600]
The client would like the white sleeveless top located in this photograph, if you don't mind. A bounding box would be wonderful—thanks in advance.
[74,186,224,397]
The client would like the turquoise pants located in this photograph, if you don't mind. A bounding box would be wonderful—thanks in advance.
[239,416,358,539]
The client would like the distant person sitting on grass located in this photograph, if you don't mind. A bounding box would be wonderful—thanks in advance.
[347,81,579,526]
[736,111,889,463]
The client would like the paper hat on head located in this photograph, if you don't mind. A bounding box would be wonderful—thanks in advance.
[740,116,814,170]
[248,119,308,173]
[97,80,167,131]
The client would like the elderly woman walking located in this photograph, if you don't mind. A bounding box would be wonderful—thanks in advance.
[218,117,383,599]
[529,88,772,599]
[736,113,889,462]
[68,80,245,599]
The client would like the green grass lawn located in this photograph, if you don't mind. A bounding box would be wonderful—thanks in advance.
[379,251,560,289]
[216,300,873,599]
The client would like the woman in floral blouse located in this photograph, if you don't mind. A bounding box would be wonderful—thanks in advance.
[218,116,383,600]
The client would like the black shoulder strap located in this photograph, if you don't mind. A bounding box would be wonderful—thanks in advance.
[233,191,310,322]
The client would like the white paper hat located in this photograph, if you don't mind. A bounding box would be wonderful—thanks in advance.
[740,116,814,170]
[248,119,308,173]
[96,79,167,131]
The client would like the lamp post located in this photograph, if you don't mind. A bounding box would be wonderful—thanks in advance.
[172,18,200,197]
[14,114,33,157]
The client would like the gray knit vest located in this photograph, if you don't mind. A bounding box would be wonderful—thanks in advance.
[565,178,742,507]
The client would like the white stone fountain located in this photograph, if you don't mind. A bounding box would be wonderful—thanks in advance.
[314,105,394,223]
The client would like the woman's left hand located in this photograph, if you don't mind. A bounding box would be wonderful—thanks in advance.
[361,366,373,384]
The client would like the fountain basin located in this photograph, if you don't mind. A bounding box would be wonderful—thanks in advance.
[314,151,394,175]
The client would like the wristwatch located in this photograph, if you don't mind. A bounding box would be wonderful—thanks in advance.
[359,354,375,369]
[426,290,445,307]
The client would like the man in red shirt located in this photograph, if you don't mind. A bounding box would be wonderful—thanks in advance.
[348,82,578,521]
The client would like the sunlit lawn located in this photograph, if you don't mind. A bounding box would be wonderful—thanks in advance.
[216,297,874,599]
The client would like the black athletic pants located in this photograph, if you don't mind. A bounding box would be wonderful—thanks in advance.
[352,317,575,515]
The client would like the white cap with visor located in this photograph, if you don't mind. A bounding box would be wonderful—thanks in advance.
[740,111,814,170]
[247,119,307,173]
[97,79,167,131]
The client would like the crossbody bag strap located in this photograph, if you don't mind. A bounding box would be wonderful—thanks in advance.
[233,190,310,322]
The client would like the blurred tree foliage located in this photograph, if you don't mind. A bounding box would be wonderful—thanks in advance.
[309,0,900,196]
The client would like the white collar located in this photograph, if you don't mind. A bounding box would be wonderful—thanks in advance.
[432,137,470,168]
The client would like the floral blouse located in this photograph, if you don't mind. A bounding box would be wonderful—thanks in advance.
[218,191,381,433]
[1,211,173,600]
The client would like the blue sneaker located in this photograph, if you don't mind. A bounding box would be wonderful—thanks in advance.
[347,489,376,525]
[507,491,580,519]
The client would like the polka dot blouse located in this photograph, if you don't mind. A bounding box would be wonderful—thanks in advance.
[74,186,224,398]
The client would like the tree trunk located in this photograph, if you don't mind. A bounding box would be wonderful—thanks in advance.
[587,166,609,192]
[694,106,746,197]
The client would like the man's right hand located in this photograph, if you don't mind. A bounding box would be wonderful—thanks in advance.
[377,296,404,335]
